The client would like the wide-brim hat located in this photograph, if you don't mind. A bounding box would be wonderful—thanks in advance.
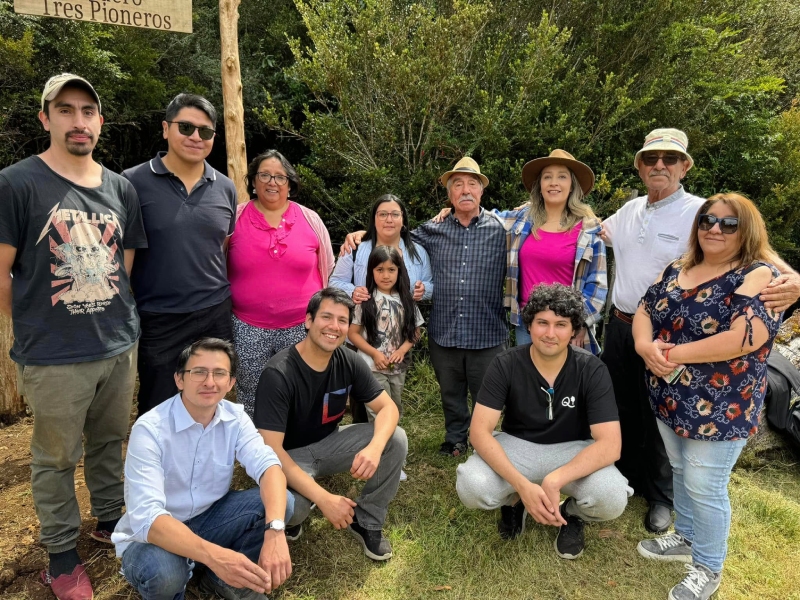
[41,73,101,114]
[439,156,489,188]
[521,149,595,195]
[633,128,694,170]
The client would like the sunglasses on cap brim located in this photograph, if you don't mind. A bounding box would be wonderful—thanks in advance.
[697,214,739,234]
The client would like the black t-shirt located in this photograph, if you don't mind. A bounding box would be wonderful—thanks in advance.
[0,156,148,365]
[477,345,618,444]
[254,346,385,450]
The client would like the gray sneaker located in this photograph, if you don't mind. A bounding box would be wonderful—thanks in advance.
[669,564,721,600]
[197,571,268,600]
[637,532,692,563]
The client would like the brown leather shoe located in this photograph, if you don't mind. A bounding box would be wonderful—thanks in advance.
[41,564,94,600]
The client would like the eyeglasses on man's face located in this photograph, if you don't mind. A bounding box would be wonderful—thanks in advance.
[167,121,216,141]
[256,172,290,186]
[640,152,684,166]
[180,368,232,382]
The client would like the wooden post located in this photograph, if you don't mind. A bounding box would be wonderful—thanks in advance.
[0,316,24,422]
[219,0,249,203]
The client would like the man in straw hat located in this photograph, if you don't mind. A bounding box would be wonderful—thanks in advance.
[341,157,508,456]
[600,128,800,535]
[0,74,147,599]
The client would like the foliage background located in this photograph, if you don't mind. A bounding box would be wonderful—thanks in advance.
[2,0,799,264]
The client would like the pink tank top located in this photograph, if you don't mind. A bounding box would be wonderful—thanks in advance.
[228,201,323,329]
[519,222,582,301]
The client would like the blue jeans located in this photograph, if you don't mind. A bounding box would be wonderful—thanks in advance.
[514,324,531,346]
[121,488,294,600]
[656,419,747,573]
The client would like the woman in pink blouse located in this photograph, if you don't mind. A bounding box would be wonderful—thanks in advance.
[227,150,334,417]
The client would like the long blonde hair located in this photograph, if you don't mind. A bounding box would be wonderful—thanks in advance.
[528,171,597,238]
[680,193,776,271]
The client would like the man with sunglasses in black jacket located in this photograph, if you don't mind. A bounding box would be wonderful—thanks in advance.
[123,94,239,415]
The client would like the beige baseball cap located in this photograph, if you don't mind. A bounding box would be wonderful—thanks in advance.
[41,73,101,113]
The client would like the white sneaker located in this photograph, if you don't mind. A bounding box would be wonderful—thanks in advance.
[399,469,407,482]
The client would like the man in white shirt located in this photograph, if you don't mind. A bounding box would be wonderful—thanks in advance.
[112,338,292,600]
[600,128,800,533]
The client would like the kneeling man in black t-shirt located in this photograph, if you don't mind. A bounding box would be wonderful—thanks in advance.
[456,283,631,559]
[255,288,408,561]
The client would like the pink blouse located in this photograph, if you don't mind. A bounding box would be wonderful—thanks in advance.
[228,201,323,329]
[519,222,582,301]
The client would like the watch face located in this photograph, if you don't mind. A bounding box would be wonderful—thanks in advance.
[267,519,285,531]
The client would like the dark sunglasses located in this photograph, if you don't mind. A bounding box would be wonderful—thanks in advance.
[640,152,684,166]
[167,121,216,140]
[697,213,739,234]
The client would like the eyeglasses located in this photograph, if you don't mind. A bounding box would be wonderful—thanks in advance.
[376,211,402,221]
[256,172,290,185]
[697,214,739,234]
[640,152,684,166]
[166,121,216,141]
[180,368,232,382]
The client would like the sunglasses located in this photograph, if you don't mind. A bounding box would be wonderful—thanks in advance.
[640,152,684,166]
[167,121,216,141]
[697,213,739,234]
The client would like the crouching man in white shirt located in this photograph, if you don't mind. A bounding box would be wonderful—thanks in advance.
[112,338,292,600]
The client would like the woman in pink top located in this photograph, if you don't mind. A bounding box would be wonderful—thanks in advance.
[228,150,334,416]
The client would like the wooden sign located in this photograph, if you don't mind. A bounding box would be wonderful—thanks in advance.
[14,0,192,33]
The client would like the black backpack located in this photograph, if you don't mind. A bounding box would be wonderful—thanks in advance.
[765,351,800,450]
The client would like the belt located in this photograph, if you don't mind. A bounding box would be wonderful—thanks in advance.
[612,307,634,325]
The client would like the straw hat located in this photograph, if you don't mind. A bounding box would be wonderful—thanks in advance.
[633,128,694,170]
[439,157,489,188]
[521,149,595,194]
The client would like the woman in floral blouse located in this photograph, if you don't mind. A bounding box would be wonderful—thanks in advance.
[631,193,782,600]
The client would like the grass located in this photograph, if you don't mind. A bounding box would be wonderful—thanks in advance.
[3,357,799,600]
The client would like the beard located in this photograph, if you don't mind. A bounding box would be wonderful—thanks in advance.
[65,131,95,156]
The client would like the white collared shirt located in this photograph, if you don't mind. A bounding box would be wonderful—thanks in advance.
[112,393,280,557]
[603,186,705,313]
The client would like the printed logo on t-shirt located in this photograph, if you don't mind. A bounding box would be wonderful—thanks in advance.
[36,203,124,315]
[321,386,352,424]
[561,396,576,409]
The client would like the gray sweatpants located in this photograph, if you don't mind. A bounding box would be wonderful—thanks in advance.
[286,423,408,530]
[456,432,632,522]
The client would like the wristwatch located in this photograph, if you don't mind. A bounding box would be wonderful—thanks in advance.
[265,519,286,532]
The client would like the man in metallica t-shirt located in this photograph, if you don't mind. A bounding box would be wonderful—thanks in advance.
[255,288,407,562]
[456,284,631,560]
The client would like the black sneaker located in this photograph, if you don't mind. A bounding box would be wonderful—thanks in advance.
[285,523,303,541]
[439,441,468,457]
[497,501,527,540]
[554,498,585,560]
[348,517,393,561]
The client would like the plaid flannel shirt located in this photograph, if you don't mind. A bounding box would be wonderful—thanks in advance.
[412,209,508,349]
[498,207,608,355]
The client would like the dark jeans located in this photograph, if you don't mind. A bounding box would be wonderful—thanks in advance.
[428,339,507,445]
[601,311,673,508]
[120,488,294,600]
[137,298,233,415]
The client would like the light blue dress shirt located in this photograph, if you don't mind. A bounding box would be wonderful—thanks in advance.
[330,238,433,300]
[112,393,281,557]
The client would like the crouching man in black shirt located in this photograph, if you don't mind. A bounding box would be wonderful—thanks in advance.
[255,288,407,561]
[456,283,631,559]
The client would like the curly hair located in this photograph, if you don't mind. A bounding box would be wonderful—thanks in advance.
[521,283,586,333]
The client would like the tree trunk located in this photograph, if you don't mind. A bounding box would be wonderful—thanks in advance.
[0,315,24,423]
[219,0,249,204]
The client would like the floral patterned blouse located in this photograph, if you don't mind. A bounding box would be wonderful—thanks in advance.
[640,261,782,441]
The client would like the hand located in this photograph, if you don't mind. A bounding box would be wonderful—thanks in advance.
[258,531,292,593]
[206,546,271,593]
[388,348,407,364]
[759,273,800,312]
[540,475,568,526]
[517,480,564,527]
[339,231,365,256]
[318,493,357,529]
[352,286,370,305]
[431,207,452,223]
[351,443,382,480]
[636,339,678,377]
[413,280,425,301]
[598,222,609,243]
[570,327,586,349]
[372,350,390,370]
